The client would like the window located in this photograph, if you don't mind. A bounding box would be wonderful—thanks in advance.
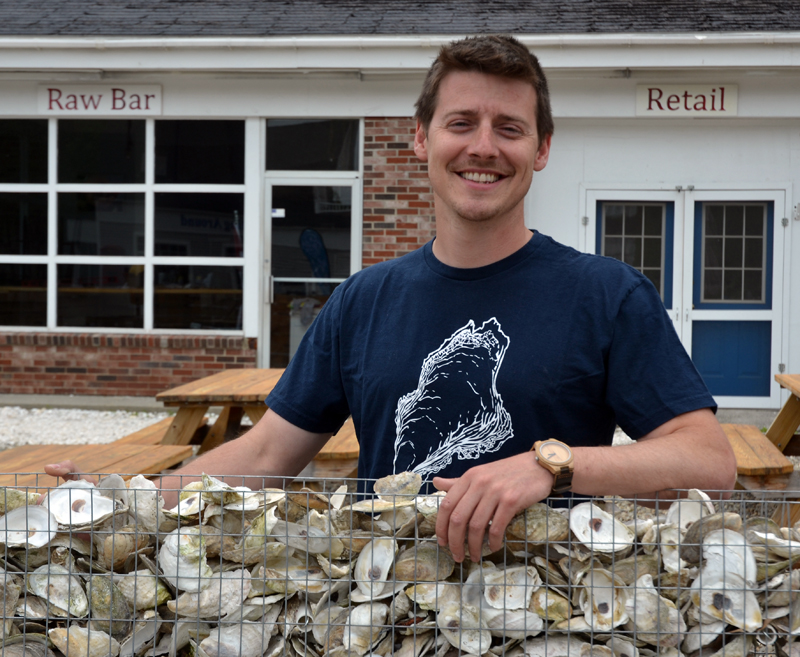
[699,203,769,305]
[596,201,674,307]
[0,118,245,331]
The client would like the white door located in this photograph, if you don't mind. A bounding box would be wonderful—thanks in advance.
[586,186,787,409]
[679,189,786,409]
[260,177,362,367]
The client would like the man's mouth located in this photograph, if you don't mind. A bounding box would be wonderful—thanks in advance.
[459,171,502,184]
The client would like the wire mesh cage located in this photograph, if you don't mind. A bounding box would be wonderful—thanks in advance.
[1,471,799,657]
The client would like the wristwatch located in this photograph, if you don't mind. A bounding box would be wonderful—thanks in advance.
[532,438,574,496]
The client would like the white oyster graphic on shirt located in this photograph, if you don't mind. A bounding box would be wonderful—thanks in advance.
[393,318,513,477]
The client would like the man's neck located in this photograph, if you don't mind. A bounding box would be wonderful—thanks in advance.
[431,213,533,269]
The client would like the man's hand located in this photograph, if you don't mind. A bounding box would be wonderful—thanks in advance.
[433,451,553,563]
[43,461,96,484]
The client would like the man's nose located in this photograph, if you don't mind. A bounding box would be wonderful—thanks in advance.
[467,123,499,159]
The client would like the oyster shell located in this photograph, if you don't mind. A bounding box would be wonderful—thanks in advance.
[48,624,121,657]
[157,526,214,592]
[579,568,629,631]
[570,502,635,554]
[354,537,397,597]
[43,480,118,529]
[0,505,57,548]
[437,601,491,656]
[27,563,89,617]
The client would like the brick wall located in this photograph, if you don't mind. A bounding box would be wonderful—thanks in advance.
[0,334,257,397]
[362,118,436,266]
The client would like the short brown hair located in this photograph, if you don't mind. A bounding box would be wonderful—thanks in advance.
[414,35,554,144]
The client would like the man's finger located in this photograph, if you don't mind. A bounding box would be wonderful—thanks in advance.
[434,479,462,549]
[442,484,483,563]
[432,476,455,491]
[465,495,498,562]
[487,499,520,553]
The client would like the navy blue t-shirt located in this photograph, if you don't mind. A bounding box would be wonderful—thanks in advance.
[267,232,715,482]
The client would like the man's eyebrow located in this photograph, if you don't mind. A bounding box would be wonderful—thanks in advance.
[441,109,532,126]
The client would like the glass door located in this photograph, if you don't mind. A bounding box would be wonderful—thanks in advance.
[261,179,362,367]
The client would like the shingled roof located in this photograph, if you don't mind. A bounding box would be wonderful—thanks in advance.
[1,0,799,37]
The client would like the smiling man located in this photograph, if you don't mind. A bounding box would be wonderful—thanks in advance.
[47,35,736,563]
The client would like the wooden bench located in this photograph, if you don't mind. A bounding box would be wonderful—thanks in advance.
[722,423,794,476]
[114,416,209,447]
[0,443,193,490]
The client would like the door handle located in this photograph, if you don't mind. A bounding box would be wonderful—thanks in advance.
[685,308,690,322]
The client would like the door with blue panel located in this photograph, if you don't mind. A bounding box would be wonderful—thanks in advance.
[690,202,774,397]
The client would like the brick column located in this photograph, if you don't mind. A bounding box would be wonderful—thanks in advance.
[362,118,436,266]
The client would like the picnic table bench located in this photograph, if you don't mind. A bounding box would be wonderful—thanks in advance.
[729,374,800,525]
[0,443,193,490]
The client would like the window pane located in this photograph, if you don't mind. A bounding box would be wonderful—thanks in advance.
[724,237,743,268]
[271,281,338,367]
[155,194,244,258]
[0,264,46,326]
[0,120,47,183]
[604,236,622,260]
[744,270,763,301]
[644,206,662,235]
[624,205,643,235]
[745,206,764,236]
[725,205,744,235]
[0,193,47,255]
[271,185,351,278]
[744,238,763,268]
[154,265,242,330]
[155,121,244,184]
[704,269,722,300]
[267,119,358,171]
[58,120,145,183]
[58,193,144,256]
[58,264,143,328]
[643,237,661,268]
[642,269,661,293]
[706,206,724,235]
[705,237,723,268]
[623,237,642,268]
[604,205,623,235]
[723,269,742,301]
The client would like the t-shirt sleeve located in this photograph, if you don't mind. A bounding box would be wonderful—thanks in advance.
[265,288,351,434]
[605,279,716,439]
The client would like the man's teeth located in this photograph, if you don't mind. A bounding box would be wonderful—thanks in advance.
[461,172,499,184]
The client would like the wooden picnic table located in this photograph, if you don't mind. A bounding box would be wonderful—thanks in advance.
[0,443,193,490]
[734,373,800,525]
[155,368,360,475]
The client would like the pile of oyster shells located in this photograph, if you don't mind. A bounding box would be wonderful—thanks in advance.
[1,472,799,657]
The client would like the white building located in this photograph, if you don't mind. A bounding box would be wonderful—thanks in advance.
[0,1,797,409]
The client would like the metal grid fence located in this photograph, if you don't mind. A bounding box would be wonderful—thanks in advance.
[2,472,799,657]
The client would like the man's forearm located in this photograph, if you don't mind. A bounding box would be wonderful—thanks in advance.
[570,408,737,500]
[156,409,332,508]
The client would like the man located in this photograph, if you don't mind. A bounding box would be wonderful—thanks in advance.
[47,35,737,563]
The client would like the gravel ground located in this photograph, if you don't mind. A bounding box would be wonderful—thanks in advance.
[0,407,174,451]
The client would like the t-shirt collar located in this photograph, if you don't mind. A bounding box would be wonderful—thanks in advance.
[423,230,541,281]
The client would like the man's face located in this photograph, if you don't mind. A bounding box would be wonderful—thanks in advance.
[414,70,551,226]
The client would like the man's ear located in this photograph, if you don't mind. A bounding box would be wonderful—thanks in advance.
[533,133,552,172]
[414,120,428,162]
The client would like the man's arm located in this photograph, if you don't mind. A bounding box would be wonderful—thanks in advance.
[433,407,737,562]
[45,409,333,509]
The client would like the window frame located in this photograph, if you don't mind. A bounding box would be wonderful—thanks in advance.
[0,117,248,333]
[594,200,675,309]
[693,201,773,310]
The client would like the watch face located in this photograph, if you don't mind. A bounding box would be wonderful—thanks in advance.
[540,440,572,465]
